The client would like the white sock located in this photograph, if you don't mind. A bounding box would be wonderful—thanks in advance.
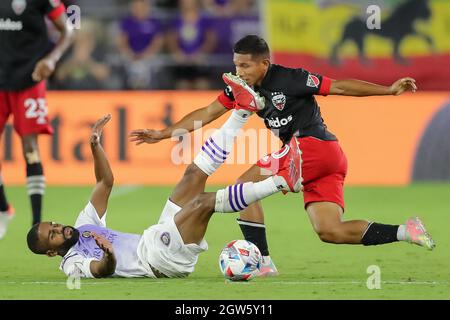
[397,224,406,241]
[194,109,252,176]
[215,177,280,213]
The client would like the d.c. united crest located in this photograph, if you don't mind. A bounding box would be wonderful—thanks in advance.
[271,92,286,111]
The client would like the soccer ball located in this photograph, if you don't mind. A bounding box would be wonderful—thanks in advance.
[218,240,262,281]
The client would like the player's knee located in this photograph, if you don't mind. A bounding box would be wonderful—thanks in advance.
[22,137,41,164]
[315,226,343,244]
[191,194,206,210]
[22,136,38,153]
[191,193,214,215]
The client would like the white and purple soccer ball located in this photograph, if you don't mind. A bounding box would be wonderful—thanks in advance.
[219,240,262,281]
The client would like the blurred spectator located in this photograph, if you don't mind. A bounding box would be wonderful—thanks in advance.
[117,0,165,89]
[167,0,217,90]
[202,0,234,17]
[210,0,260,88]
[54,20,112,90]
[228,0,260,45]
[154,0,178,10]
[213,0,259,55]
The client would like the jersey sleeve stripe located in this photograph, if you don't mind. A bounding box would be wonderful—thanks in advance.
[47,4,66,21]
[319,76,332,96]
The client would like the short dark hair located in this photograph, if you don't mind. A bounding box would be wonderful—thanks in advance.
[233,35,270,58]
[27,223,45,254]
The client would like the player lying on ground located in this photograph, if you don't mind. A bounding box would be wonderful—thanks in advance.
[26,110,301,278]
[131,35,435,277]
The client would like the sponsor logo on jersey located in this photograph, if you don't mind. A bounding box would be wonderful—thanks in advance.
[160,232,171,246]
[0,18,23,31]
[267,115,293,128]
[82,231,92,238]
[306,74,320,88]
[12,0,26,16]
[271,92,286,111]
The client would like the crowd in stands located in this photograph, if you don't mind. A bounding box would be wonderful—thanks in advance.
[49,0,261,90]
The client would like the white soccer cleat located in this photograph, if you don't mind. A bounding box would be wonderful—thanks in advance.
[405,217,435,250]
[222,73,265,112]
[0,205,15,240]
[258,256,279,277]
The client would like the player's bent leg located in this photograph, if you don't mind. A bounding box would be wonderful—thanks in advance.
[175,175,292,246]
[174,193,216,245]
[306,201,435,250]
[306,201,368,244]
[193,109,252,176]
[236,165,281,277]
[237,165,267,223]
[171,109,253,206]
[170,163,209,207]
[22,135,45,225]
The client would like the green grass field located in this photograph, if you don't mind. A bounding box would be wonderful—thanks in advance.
[0,184,449,300]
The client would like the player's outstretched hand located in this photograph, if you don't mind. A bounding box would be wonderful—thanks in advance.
[91,114,112,147]
[91,232,114,255]
[129,129,166,145]
[32,58,56,82]
[390,77,417,95]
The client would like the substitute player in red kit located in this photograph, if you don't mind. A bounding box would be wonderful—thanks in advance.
[131,35,435,276]
[0,0,74,239]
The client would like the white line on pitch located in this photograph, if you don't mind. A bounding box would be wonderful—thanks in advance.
[1,280,448,286]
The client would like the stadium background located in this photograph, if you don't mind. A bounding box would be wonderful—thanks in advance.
[1,0,450,301]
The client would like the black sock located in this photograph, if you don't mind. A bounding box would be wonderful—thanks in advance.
[0,183,9,212]
[237,218,270,256]
[361,222,400,246]
[30,194,42,225]
[26,163,45,225]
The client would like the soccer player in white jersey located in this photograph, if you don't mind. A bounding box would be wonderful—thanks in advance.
[26,79,302,278]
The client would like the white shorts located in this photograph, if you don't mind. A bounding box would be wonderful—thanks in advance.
[137,210,208,278]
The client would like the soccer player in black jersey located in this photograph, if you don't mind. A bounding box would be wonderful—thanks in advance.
[130,35,435,276]
[0,0,74,239]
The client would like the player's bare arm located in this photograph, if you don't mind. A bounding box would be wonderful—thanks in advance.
[90,114,114,218]
[32,13,75,82]
[329,77,417,96]
[89,232,117,278]
[129,99,229,145]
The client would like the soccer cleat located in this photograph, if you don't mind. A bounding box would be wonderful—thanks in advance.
[258,256,279,277]
[222,73,265,112]
[274,137,302,193]
[0,205,15,240]
[405,217,435,250]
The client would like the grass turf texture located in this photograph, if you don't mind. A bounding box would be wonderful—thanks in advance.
[0,184,448,300]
